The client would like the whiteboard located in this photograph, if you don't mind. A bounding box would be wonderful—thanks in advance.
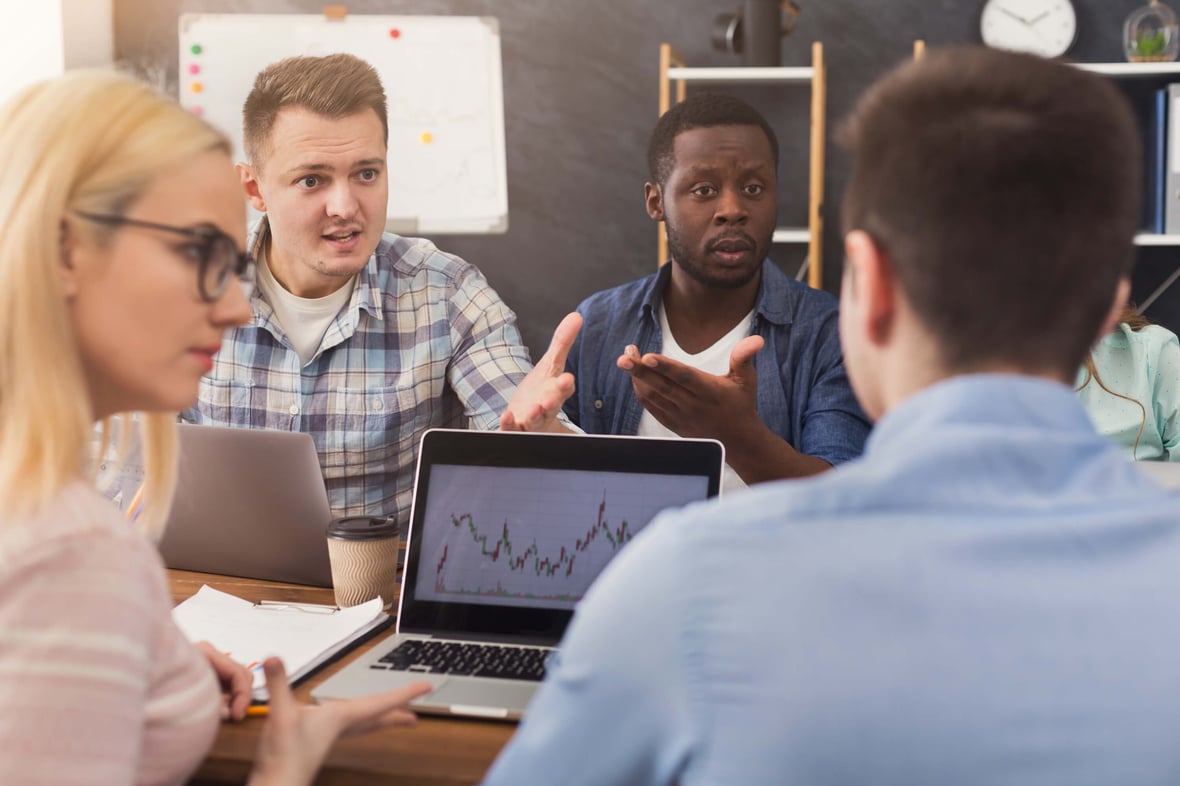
[179,13,508,234]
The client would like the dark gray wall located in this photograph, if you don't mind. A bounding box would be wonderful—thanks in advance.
[114,0,1180,355]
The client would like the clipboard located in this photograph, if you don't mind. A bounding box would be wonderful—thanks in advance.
[172,585,392,700]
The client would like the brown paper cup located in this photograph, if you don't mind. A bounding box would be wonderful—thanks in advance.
[326,516,400,610]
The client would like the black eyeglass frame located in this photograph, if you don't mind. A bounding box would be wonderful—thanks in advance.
[73,211,254,303]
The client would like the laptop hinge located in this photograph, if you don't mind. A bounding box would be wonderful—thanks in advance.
[404,630,558,648]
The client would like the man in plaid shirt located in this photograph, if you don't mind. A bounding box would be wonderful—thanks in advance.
[184,53,579,525]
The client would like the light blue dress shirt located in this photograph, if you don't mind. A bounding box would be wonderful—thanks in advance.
[484,375,1180,786]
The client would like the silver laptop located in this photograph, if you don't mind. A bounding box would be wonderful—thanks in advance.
[313,428,723,720]
[156,424,333,586]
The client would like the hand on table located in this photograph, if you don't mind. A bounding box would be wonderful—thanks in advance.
[247,658,432,786]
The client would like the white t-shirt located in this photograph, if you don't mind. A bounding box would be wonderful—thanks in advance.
[636,305,755,494]
[257,254,357,366]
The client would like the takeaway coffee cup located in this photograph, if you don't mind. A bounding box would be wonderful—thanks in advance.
[326,516,400,610]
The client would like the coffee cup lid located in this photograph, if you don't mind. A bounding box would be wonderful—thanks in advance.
[326,515,399,541]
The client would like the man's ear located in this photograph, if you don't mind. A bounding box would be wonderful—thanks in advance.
[644,182,663,222]
[843,230,896,348]
[237,162,266,213]
[1096,278,1133,342]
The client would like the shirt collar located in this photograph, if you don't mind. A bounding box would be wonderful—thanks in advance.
[752,258,799,326]
[639,262,674,323]
[247,218,384,324]
[866,374,1094,458]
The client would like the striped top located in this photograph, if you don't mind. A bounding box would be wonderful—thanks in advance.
[0,481,219,785]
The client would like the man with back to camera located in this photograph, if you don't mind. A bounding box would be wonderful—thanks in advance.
[483,46,1180,785]
[184,53,579,525]
[562,93,870,493]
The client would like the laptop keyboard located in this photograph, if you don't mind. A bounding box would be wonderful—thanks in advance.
[371,639,553,682]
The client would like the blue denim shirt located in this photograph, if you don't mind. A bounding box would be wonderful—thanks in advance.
[563,259,870,466]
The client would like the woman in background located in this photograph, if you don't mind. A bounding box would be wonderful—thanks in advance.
[0,70,428,785]
[1077,305,1180,461]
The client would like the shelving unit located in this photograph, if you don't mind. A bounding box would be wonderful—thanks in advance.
[657,42,826,290]
[915,42,1180,315]
[1082,61,1180,313]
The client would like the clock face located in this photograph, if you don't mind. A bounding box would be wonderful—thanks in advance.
[980,0,1078,58]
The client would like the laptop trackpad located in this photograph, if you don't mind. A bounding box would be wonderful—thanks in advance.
[426,679,537,716]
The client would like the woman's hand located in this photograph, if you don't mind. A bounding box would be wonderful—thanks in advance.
[247,658,433,786]
[195,640,253,721]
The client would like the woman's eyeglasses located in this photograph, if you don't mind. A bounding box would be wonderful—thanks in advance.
[74,212,255,303]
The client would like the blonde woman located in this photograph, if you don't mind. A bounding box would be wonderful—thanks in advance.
[1076,305,1180,461]
[0,70,429,785]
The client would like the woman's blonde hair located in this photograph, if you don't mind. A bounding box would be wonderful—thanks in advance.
[0,70,231,536]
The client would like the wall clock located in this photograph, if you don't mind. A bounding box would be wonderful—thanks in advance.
[980,0,1078,58]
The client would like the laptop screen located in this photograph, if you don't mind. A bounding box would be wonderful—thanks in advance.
[398,429,723,642]
[416,464,709,611]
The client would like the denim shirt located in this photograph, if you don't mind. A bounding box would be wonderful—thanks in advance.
[563,259,870,466]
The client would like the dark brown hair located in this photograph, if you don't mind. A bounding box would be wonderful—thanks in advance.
[838,46,1141,377]
[242,53,388,168]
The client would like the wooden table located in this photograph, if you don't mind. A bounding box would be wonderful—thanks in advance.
[169,570,515,786]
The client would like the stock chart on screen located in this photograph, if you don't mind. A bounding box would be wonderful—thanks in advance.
[414,464,708,610]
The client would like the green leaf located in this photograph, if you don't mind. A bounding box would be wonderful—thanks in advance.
[1135,29,1167,56]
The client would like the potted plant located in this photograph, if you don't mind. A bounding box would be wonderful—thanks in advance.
[1125,0,1180,62]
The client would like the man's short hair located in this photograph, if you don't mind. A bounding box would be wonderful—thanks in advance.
[242,53,388,167]
[838,46,1141,378]
[647,93,780,186]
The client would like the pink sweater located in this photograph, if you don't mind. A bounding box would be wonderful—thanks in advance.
[0,481,220,785]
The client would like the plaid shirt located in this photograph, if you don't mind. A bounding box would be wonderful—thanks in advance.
[183,225,536,525]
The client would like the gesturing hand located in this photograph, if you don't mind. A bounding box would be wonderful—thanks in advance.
[616,334,764,441]
[501,312,582,433]
[247,658,433,786]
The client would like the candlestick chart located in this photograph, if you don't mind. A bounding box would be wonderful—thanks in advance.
[414,464,708,610]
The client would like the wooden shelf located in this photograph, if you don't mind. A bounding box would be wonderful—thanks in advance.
[1134,233,1180,246]
[772,227,811,244]
[665,66,815,84]
[1074,62,1180,77]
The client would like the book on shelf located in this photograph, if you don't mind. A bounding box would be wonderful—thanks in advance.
[1167,83,1180,234]
[1147,86,1167,234]
[172,585,391,701]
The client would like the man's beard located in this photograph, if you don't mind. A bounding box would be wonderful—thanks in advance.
[665,223,763,290]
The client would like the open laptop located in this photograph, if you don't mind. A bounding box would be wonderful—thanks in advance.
[312,428,723,720]
[156,423,334,587]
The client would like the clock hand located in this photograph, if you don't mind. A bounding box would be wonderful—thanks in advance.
[998,7,1031,25]
[1028,11,1050,25]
